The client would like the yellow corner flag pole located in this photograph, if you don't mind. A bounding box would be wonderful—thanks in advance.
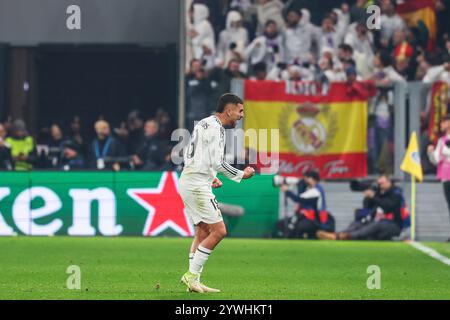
[400,131,423,242]
[411,175,416,241]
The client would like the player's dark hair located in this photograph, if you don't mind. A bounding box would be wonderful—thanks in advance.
[216,93,243,113]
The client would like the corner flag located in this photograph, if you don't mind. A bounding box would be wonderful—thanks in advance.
[400,131,423,241]
[401,131,423,182]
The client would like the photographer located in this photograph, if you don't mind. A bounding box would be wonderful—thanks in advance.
[276,170,330,239]
[317,175,403,241]
[427,114,450,242]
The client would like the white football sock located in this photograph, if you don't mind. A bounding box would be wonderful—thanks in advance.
[189,252,203,274]
[189,245,212,275]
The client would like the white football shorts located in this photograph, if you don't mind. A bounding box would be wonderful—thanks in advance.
[178,183,223,226]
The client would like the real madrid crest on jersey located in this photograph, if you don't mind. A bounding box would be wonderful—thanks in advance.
[279,102,337,155]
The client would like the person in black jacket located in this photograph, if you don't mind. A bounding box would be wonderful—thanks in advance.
[87,120,126,171]
[132,119,165,171]
[317,175,403,240]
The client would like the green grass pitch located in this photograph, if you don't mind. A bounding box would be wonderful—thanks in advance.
[0,237,449,300]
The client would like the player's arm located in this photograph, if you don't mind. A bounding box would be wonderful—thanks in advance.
[208,126,253,182]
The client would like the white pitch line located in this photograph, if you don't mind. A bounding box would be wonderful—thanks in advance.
[409,241,450,266]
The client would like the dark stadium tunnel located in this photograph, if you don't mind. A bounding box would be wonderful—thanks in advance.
[33,44,177,136]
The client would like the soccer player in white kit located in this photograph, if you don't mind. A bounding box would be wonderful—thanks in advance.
[179,93,255,293]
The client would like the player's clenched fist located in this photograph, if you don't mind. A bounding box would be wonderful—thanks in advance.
[211,178,223,188]
[243,166,255,179]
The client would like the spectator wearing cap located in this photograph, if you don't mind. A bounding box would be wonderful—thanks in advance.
[0,123,12,170]
[5,119,35,171]
[132,119,165,171]
[87,120,126,171]
[245,19,284,73]
[427,115,450,242]
[217,10,248,67]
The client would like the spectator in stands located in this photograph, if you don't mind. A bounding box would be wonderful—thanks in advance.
[186,65,212,132]
[217,10,248,67]
[249,61,268,81]
[256,0,285,36]
[349,0,370,23]
[316,54,344,83]
[87,120,126,171]
[276,170,328,239]
[286,64,315,81]
[209,58,246,108]
[392,29,416,81]
[114,111,144,155]
[379,0,406,47]
[68,116,87,158]
[317,175,403,240]
[5,119,35,171]
[283,7,318,64]
[189,3,215,61]
[0,123,12,170]
[47,124,66,167]
[317,15,341,56]
[344,21,375,76]
[155,108,175,141]
[160,144,183,172]
[245,19,284,73]
[421,53,450,84]
[371,50,405,86]
[427,115,450,242]
[330,4,350,42]
[132,119,165,171]
[46,123,85,170]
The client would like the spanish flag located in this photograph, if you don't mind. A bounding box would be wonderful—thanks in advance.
[400,131,423,182]
[396,0,436,50]
[244,81,371,179]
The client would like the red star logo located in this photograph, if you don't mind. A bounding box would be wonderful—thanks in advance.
[127,172,194,236]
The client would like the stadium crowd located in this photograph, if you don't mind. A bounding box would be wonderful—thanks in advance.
[186,0,450,174]
[0,109,179,171]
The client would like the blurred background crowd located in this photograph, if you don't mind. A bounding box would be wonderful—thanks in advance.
[1,0,450,173]
[0,109,178,171]
[185,0,450,174]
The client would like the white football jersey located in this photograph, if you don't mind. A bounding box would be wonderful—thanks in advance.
[180,115,244,187]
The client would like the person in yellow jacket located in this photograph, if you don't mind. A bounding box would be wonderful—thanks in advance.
[5,119,35,171]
